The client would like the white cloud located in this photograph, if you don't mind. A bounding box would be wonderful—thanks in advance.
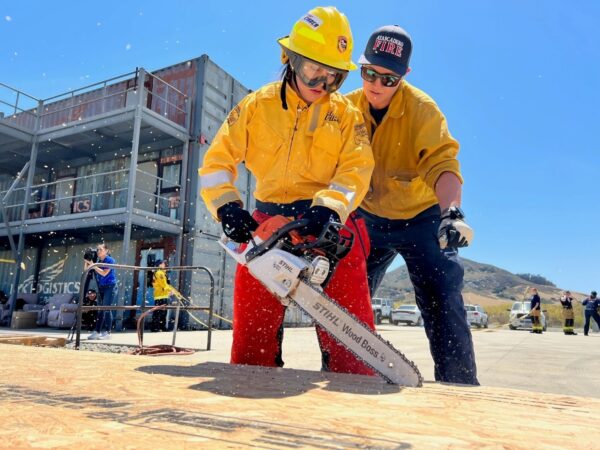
[5,16,12,22]
[125,43,132,51]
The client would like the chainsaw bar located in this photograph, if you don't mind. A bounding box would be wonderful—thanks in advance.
[289,281,423,387]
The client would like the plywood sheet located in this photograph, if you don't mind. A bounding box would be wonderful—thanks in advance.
[0,345,598,449]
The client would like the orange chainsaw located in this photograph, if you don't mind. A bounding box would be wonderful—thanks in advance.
[220,215,422,386]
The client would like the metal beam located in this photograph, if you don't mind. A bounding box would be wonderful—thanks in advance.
[36,108,135,142]
[117,68,145,331]
[8,100,43,326]
[0,139,34,155]
[174,138,189,268]
[0,207,181,237]
[0,122,34,142]
[0,161,30,260]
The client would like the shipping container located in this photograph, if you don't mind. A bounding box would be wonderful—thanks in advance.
[183,56,253,322]
[0,54,315,330]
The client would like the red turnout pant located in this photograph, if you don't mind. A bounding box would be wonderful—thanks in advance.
[231,211,376,376]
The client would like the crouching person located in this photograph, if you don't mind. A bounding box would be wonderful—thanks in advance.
[347,25,478,384]
[199,6,376,375]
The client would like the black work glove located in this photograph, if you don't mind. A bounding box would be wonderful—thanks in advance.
[299,206,340,237]
[437,206,474,249]
[217,202,258,243]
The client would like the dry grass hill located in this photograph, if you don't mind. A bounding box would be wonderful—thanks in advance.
[378,258,585,305]
[377,259,589,327]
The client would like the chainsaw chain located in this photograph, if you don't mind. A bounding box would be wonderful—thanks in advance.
[289,281,423,387]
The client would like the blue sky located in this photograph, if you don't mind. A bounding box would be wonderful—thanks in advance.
[1,1,598,294]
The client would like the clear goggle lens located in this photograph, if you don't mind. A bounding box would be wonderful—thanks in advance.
[288,52,348,93]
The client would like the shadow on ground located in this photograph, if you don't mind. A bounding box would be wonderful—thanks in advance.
[136,361,403,398]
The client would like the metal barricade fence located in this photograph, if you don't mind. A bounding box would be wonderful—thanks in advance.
[75,263,214,350]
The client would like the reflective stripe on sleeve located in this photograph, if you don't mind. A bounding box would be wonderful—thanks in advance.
[329,183,356,207]
[200,170,233,188]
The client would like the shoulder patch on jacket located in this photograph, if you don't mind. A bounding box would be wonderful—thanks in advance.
[354,123,369,145]
[227,105,241,126]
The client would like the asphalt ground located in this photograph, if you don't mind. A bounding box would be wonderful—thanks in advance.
[2,322,598,399]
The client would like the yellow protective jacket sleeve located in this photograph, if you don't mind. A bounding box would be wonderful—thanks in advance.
[152,269,172,300]
[346,82,462,220]
[199,81,374,223]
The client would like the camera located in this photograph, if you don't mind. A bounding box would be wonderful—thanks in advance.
[84,247,98,263]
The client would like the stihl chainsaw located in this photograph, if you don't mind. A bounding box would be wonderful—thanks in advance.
[219,215,422,387]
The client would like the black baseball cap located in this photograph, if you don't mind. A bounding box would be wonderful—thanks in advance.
[358,25,412,76]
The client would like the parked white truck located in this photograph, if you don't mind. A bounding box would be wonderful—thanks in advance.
[371,297,393,325]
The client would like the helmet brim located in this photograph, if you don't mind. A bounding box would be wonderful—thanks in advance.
[278,36,357,71]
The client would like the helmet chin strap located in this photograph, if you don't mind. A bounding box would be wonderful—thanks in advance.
[280,65,292,110]
[281,68,305,109]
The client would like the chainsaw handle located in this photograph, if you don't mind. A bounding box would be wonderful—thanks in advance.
[291,220,354,261]
[276,218,310,236]
[244,217,354,264]
[244,218,310,262]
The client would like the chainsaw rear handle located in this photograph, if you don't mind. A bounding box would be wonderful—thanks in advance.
[291,220,354,262]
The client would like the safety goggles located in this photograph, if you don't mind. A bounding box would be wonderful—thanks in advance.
[360,66,402,87]
[288,52,348,93]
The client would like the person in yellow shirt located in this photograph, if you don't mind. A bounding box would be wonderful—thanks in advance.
[151,260,173,332]
[199,6,375,375]
[347,25,478,384]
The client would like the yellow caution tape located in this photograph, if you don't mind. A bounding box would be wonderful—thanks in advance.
[170,288,233,327]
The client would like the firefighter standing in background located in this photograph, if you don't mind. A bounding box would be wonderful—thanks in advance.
[346,25,477,384]
[151,260,173,332]
[560,290,577,335]
[199,7,375,375]
[529,287,543,334]
[582,290,600,336]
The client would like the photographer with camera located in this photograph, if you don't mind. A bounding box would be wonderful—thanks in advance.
[84,243,117,340]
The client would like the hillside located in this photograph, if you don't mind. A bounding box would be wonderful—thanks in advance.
[377,258,585,307]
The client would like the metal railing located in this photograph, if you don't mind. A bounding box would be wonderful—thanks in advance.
[134,168,182,219]
[74,263,215,350]
[0,83,40,131]
[1,67,189,132]
[39,71,138,129]
[144,71,189,128]
[0,167,182,222]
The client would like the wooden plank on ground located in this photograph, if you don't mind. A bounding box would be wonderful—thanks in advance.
[0,345,598,449]
[0,335,66,347]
